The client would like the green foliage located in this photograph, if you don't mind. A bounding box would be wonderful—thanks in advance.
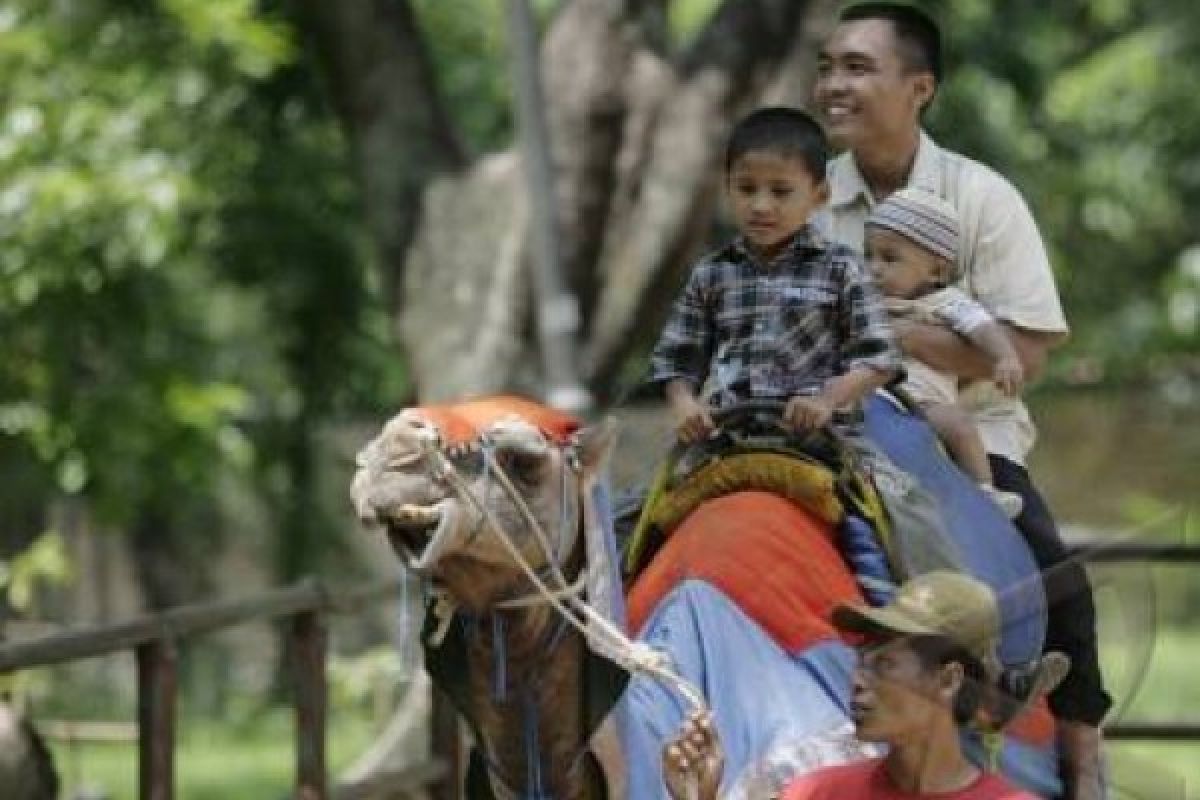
[411,0,514,153]
[0,532,71,613]
[923,0,1200,382]
[0,0,399,594]
[328,646,410,721]
[667,0,721,45]
[2,0,281,527]
[4,0,1197,611]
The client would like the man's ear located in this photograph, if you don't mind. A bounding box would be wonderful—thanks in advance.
[939,660,965,700]
[912,72,936,112]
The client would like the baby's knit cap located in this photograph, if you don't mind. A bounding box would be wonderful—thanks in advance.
[867,188,960,278]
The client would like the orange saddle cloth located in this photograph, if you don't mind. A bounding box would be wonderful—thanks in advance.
[627,490,864,653]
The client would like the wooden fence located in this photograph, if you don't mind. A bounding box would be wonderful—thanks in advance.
[0,577,450,800]
[1,539,1196,799]
[1067,537,1200,742]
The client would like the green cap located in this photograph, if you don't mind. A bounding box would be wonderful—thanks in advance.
[832,571,1002,680]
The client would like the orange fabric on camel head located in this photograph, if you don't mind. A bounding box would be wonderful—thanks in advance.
[410,395,581,448]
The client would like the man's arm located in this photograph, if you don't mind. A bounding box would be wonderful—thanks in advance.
[897,319,1065,383]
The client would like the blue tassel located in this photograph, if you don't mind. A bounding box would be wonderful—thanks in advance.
[524,691,548,799]
[492,614,508,702]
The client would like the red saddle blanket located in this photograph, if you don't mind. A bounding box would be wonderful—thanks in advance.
[626,489,1055,746]
[628,491,861,652]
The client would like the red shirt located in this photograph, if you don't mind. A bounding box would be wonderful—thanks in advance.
[780,758,1040,799]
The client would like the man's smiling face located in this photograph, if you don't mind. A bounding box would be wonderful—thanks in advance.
[813,19,934,151]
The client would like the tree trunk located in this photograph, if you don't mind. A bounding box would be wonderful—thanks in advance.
[583,0,839,389]
[293,0,840,402]
[288,0,464,312]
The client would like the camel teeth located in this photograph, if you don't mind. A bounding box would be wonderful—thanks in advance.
[395,505,439,525]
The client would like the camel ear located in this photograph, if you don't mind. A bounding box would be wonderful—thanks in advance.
[572,416,619,478]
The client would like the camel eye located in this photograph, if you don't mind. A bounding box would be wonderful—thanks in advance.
[450,448,485,475]
[493,449,545,483]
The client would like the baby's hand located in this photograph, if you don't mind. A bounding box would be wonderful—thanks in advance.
[785,394,835,431]
[992,355,1024,397]
[672,396,716,444]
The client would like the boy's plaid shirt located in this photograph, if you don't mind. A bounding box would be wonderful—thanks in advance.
[649,226,899,409]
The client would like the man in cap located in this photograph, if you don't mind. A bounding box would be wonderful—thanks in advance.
[812,5,1109,795]
[662,572,1050,799]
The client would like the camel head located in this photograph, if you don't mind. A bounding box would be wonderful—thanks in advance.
[351,403,616,613]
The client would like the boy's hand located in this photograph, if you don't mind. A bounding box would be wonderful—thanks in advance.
[662,710,724,800]
[672,395,716,443]
[785,394,835,432]
[992,355,1024,397]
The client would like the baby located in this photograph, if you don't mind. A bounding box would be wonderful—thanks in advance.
[865,187,1024,517]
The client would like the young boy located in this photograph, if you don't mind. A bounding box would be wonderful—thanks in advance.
[649,107,900,440]
[865,188,1025,517]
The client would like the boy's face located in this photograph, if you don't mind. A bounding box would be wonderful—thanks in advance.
[866,227,947,299]
[726,152,829,261]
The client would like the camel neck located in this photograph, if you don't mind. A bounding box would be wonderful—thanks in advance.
[463,533,594,800]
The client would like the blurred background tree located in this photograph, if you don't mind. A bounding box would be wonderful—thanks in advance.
[4,0,1196,608]
[1,0,1198,794]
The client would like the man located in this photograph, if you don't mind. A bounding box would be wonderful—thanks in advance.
[663,572,1040,799]
[810,4,1108,797]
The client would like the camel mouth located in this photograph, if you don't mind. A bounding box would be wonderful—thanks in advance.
[384,504,443,560]
[382,499,474,571]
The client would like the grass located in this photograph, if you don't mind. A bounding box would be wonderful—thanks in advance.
[1093,569,1200,799]
[51,707,377,800]
[1108,743,1198,800]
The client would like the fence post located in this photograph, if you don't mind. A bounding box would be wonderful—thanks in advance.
[137,639,177,800]
[292,609,328,800]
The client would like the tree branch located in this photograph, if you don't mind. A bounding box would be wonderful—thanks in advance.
[288,0,464,309]
[542,0,639,332]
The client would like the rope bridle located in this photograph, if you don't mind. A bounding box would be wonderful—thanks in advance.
[414,427,706,705]
[408,422,707,800]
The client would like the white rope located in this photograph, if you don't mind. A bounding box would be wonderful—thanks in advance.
[494,571,587,610]
[421,437,709,713]
[480,441,573,590]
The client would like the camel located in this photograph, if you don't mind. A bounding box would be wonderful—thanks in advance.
[351,398,625,799]
[351,395,1064,800]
